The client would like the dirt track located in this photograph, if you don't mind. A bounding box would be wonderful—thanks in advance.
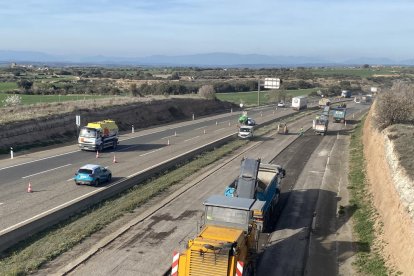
[364,111,414,274]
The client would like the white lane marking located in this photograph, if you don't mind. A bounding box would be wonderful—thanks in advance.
[22,164,72,179]
[139,148,164,157]
[161,136,171,140]
[0,151,78,171]
[0,203,3,206]
[194,126,206,130]
[67,178,74,182]
[184,136,200,142]
[116,145,139,152]
[214,128,225,132]
[1,133,237,235]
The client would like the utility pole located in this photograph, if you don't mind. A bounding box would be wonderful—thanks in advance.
[257,79,261,106]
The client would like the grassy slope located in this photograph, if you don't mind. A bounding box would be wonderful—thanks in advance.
[348,117,391,275]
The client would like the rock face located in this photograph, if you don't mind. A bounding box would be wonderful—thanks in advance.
[364,109,414,274]
[0,98,236,152]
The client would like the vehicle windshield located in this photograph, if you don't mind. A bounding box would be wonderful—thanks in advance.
[240,128,251,132]
[78,169,93,174]
[205,206,250,230]
[80,128,97,138]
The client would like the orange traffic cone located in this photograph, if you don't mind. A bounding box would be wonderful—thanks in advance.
[96,151,99,158]
[113,154,117,163]
[27,181,33,193]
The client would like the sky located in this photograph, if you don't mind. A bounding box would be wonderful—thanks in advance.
[0,0,413,61]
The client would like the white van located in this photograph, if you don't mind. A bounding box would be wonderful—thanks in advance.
[238,125,254,139]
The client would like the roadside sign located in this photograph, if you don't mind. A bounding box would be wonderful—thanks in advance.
[264,78,280,89]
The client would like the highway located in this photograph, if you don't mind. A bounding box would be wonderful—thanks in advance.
[35,101,370,275]
[0,104,299,238]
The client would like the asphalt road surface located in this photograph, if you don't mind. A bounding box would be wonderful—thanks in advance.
[35,101,370,275]
[0,105,297,235]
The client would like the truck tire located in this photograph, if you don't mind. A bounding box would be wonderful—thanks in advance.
[98,144,103,152]
[94,179,100,187]
[107,174,112,183]
[112,141,117,149]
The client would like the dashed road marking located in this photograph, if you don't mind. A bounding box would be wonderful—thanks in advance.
[22,164,72,179]
[139,148,164,157]
[184,136,200,142]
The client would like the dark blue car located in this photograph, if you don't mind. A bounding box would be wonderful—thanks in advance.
[74,164,112,186]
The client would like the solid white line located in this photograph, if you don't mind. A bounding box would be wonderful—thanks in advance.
[184,136,200,142]
[139,148,164,157]
[22,164,72,179]
[0,151,78,171]
[214,128,225,132]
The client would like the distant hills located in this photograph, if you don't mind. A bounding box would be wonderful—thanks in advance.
[0,50,413,67]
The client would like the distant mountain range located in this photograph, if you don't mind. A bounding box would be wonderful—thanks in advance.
[0,50,413,67]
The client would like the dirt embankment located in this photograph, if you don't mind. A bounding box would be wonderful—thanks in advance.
[363,110,414,274]
[0,98,236,153]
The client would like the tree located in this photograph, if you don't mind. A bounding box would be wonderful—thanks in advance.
[17,79,33,91]
[130,83,143,97]
[2,94,22,107]
[198,85,216,100]
[170,72,180,80]
[374,81,414,130]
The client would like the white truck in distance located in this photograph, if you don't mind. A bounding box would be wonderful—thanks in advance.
[78,120,119,151]
[292,96,307,110]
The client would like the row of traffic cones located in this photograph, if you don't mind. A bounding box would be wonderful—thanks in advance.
[95,151,117,163]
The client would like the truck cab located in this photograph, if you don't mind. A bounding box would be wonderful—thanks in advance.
[78,120,119,151]
[177,195,258,276]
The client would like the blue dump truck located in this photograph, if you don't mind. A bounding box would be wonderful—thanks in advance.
[333,107,347,123]
[313,106,330,135]
[224,158,285,232]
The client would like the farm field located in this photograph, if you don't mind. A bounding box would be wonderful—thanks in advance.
[309,67,400,78]
[0,82,18,92]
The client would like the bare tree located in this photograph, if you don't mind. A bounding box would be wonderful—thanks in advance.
[130,83,143,97]
[374,81,414,130]
[198,85,216,100]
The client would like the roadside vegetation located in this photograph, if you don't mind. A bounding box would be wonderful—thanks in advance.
[348,116,391,275]
[373,81,414,179]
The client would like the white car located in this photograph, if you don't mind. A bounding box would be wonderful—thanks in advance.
[277,102,286,107]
